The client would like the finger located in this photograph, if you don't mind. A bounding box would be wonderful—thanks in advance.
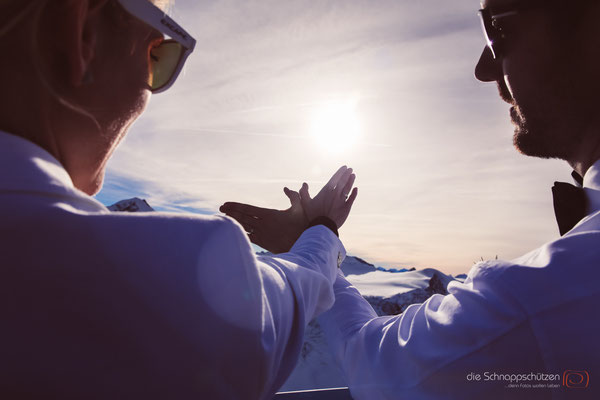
[299,182,312,207]
[223,210,259,229]
[284,187,301,209]
[340,173,356,198]
[326,165,347,189]
[335,168,353,195]
[346,187,358,208]
[220,202,270,218]
[234,221,257,237]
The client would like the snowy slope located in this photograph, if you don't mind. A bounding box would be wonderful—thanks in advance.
[281,256,464,391]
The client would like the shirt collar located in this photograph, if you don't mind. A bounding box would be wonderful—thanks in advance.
[0,130,106,211]
[583,159,600,215]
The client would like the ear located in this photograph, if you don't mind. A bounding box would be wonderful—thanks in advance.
[55,0,109,87]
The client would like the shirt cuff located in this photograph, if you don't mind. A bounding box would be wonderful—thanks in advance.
[293,225,346,271]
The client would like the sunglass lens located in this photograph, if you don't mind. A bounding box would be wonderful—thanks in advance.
[149,40,185,91]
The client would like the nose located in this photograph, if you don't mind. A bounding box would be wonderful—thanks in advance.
[475,46,503,82]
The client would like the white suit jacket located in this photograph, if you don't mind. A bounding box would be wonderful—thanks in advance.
[0,130,345,399]
[320,161,600,400]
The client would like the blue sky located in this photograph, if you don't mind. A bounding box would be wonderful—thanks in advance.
[96,0,573,274]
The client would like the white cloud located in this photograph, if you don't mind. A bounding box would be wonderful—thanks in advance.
[99,0,574,274]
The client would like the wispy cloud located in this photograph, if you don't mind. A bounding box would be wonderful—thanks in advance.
[97,0,574,274]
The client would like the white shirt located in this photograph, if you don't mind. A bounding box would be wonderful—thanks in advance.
[0,130,346,399]
[319,161,600,400]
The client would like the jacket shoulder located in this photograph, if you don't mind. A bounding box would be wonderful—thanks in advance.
[466,230,600,316]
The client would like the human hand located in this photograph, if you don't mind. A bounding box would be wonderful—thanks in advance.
[220,166,358,252]
[219,188,309,254]
[298,165,358,229]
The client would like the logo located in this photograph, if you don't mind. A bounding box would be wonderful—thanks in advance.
[160,18,188,41]
[563,370,589,389]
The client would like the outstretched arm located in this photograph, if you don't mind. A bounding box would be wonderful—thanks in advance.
[318,266,530,399]
[192,215,346,399]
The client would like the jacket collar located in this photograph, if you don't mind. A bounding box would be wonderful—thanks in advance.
[583,159,600,215]
[0,130,106,211]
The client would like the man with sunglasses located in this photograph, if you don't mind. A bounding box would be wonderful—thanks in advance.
[321,0,600,397]
[224,0,600,398]
[0,1,359,399]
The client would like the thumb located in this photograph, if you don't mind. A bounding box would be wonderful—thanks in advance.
[299,182,311,208]
[284,187,301,209]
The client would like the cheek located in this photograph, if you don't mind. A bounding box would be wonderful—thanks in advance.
[501,54,545,110]
[502,71,514,99]
[97,36,152,123]
[97,21,152,91]
[133,89,152,120]
[501,58,524,105]
[111,87,151,139]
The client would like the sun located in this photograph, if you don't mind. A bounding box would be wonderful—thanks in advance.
[310,97,360,154]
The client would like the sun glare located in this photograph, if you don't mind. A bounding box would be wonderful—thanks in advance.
[310,97,360,154]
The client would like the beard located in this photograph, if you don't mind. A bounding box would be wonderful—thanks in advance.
[507,38,598,162]
[511,104,564,159]
[510,90,589,162]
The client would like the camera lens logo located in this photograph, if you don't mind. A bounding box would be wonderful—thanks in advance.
[563,370,589,388]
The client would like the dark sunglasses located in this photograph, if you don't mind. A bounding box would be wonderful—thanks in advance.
[478,0,548,60]
[117,0,196,93]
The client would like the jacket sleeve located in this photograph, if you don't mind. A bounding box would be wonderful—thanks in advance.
[318,264,529,400]
[197,217,345,400]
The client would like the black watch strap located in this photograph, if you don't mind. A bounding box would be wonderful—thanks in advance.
[307,216,339,237]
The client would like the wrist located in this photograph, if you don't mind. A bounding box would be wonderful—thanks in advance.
[307,216,339,237]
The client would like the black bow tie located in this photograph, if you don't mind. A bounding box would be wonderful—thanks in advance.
[552,171,588,236]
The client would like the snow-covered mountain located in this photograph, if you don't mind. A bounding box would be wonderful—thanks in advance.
[281,256,465,391]
[107,197,154,212]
